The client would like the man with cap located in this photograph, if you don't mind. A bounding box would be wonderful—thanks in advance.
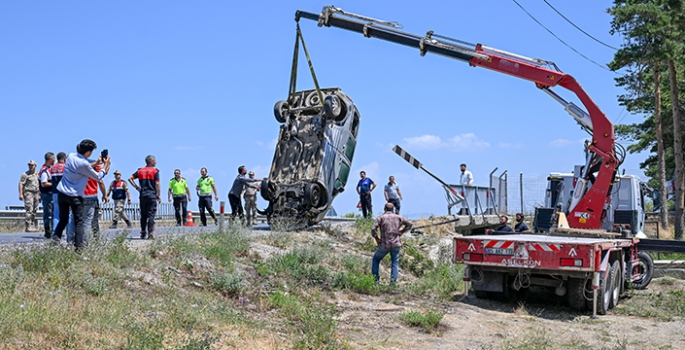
[107,170,133,229]
[19,160,40,232]
[243,170,260,226]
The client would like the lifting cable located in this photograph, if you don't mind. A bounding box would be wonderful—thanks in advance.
[288,23,324,106]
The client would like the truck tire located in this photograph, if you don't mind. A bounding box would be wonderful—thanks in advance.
[631,251,654,290]
[587,268,613,315]
[567,278,586,311]
[609,260,621,309]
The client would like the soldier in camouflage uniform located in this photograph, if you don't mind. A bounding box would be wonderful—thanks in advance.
[107,170,133,229]
[19,160,40,232]
[243,171,260,226]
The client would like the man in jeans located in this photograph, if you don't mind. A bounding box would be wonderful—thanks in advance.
[371,203,413,283]
[129,155,161,239]
[168,169,191,226]
[53,139,110,250]
[50,152,67,234]
[79,165,108,241]
[38,152,55,238]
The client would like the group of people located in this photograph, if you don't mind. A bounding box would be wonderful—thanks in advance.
[18,139,264,249]
[355,171,404,219]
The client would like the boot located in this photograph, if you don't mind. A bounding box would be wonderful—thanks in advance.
[109,221,118,229]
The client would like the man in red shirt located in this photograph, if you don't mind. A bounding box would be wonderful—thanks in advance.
[129,155,161,239]
[77,165,108,242]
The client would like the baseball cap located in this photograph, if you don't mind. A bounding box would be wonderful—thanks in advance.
[113,170,121,175]
[248,171,255,175]
[28,160,36,165]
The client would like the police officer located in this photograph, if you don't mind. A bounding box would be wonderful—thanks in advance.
[168,169,192,226]
[108,170,133,229]
[19,160,40,232]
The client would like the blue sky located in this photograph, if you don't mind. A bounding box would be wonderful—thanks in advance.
[1,1,648,218]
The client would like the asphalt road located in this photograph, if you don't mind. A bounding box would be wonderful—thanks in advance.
[0,224,272,245]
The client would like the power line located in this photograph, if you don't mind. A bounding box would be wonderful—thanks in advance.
[511,0,615,73]
[543,0,620,51]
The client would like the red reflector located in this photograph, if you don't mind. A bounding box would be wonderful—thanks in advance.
[463,253,483,262]
[560,258,583,267]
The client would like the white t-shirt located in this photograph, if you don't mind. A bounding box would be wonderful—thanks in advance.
[460,170,474,186]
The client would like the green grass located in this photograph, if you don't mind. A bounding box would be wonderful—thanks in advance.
[398,309,445,334]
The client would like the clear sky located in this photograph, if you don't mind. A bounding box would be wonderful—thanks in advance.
[1,1,648,218]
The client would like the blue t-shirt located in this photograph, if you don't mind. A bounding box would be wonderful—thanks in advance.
[358,178,374,193]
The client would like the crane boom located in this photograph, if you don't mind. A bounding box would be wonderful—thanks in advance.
[295,6,621,230]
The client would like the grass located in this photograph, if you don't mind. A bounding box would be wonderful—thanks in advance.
[398,309,445,334]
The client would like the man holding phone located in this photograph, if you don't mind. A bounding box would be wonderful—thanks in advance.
[53,139,110,250]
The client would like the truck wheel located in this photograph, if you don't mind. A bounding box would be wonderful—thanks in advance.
[587,268,613,315]
[631,251,654,290]
[567,278,586,311]
[609,260,621,309]
[324,94,347,122]
[274,101,289,123]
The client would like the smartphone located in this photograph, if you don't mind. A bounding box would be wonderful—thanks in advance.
[101,149,108,159]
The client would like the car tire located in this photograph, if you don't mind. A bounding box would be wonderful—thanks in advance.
[305,91,322,107]
[274,101,289,123]
[304,182,327,208]
[260,180,273,201]
[324,94,347,122]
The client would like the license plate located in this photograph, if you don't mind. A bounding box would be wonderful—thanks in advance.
[485,248,514,256]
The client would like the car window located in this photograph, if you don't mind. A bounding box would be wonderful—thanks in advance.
[336,162,351,190]
[350,111,360,137]
[345,137,355,161]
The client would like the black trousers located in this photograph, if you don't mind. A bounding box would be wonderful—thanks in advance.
[54,192,86,249]
[198,195,216,225]
[360,193,373,218]
[172,195,188,224]
[140,196,157,233]
[228,193,243,219]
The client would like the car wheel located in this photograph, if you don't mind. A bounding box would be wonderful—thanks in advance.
[324,95,347,122]
[305,91,321,107]
[304,183,327,208]
[273,101,289,123]
[260,180,273,201]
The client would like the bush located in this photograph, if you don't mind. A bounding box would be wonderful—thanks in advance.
[210,272,244,297]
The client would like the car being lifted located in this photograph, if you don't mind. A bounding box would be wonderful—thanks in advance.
[260,87,360,228]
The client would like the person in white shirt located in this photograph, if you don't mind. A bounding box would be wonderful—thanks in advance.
[460,163,474,186]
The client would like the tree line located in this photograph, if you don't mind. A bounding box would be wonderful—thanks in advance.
[609,0,685,239]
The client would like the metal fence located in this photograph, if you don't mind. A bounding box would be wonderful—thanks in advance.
[99,202,177,221]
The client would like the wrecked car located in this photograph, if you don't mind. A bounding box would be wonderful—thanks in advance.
[260,87,360,227]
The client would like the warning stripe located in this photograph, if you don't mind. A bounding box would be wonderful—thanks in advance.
[392,145,422,169]
[528,243,561,252]
[484,240,514,249]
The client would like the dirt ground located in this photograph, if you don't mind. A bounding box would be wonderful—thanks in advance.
[111,222,685,349]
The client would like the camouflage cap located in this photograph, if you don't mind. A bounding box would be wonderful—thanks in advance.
[248,171,254,175]
[113,170,121,175]
[28,160,36,165]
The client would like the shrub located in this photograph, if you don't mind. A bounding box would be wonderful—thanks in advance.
[399,309,444,333]
[210,272,244,297]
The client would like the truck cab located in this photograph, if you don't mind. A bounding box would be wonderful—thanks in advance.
[534,169,649,238]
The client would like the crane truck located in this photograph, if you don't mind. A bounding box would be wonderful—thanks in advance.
[294,6,665,317]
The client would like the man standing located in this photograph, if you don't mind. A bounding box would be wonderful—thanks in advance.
[196,167,219,226]
[514,213,530,232]
[371,203,413,283]
[38,153,56,237]
[384,175,403,214]
[229,166,262,221]
[496,215,514,232]
[356,171,376,218]
[107,170,133,229]
[50,152,67,234]
[460,163,474,186]
[53,139,110,250]
[19,160,40,232]
[168,169,191,226]
[80,165,108,241]
[129,155,161,239]
[243,170,260,226]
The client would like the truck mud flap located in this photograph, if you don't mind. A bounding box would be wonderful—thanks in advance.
[471,269,504,292]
